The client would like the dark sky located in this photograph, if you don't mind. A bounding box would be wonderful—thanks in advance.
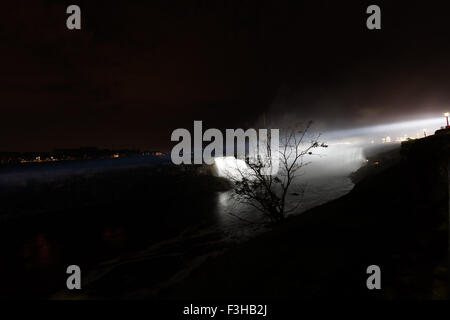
[2,0,450,151]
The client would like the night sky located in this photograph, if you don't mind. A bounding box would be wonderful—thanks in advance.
[2,0,450,151]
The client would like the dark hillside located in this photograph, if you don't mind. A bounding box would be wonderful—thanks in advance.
[162,134,449,299]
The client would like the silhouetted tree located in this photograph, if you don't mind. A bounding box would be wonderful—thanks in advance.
[227,121,327,225]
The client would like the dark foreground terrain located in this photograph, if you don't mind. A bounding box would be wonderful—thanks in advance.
[0,161,231,298]
[156,135,449,300]
[1,133,448,299]
[60,134,450,299]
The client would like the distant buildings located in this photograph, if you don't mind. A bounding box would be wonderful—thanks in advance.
[381,134,409,143]
[0,147,166,165]
[141,150,166,156]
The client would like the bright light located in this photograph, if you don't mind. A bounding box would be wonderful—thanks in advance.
[444,112,449,117]
[325,117,443,140]
[214,156,251,180]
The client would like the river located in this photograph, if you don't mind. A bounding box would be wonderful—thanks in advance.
[0,143,365,298]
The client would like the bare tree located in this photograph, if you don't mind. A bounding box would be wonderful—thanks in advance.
[226,121,327,225]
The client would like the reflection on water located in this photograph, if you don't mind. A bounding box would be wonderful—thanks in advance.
[20,233,53,272]
[17,174,354,270]
[0,145,361,297]
[35,233,51,266]
[212,141,364,235]
[213,175,355,236]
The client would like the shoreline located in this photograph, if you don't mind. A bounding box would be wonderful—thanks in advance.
[3,137,446,299]
[156,135,448,300]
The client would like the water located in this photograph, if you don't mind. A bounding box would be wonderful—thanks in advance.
[0,144,364,298]
[0,155,169,188]
[213,141,365,235]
